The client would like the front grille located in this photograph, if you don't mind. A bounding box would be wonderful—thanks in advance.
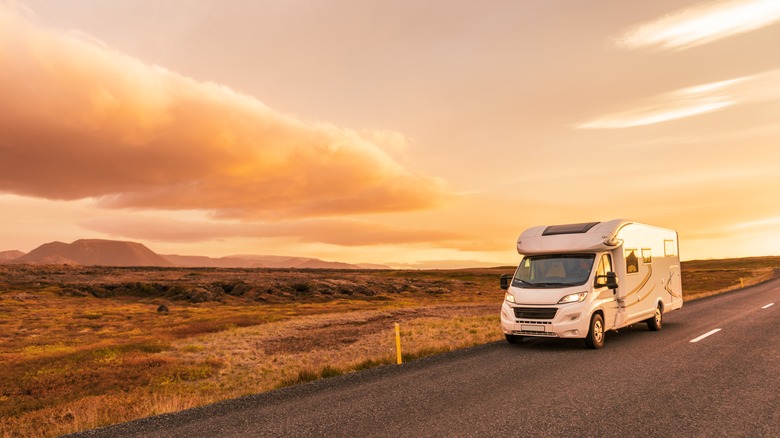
[512,307,558,320]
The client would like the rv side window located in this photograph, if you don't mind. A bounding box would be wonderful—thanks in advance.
[664,240,676,256]
[642,248,652,264]
[625,249,639,274]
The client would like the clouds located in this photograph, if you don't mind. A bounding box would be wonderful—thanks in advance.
[0,4,447,219]
[2,1,780,266]
[577,73,779,128]
[616,0,780,51]
[579,0,780,130]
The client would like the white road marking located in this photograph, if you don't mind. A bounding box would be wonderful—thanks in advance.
[762,303,774,309]
[690,328,721,343]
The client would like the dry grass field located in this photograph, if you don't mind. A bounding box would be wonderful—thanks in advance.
[681,256,780,298]
[2,256,779,437]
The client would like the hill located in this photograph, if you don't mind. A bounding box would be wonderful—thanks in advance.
[1,239,390,269]
[161,254,389,269]
[10,239,173,267]
[0,250,25,262]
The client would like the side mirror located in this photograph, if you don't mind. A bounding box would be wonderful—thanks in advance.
[595,271,619,290]
[500,274,512,290]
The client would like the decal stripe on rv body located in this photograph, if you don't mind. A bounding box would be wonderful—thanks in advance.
[622,265,662,309]
[664,272,683,298]
[625,285,656,309]
[623,265,652,299]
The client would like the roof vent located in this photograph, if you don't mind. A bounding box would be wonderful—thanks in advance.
[542,222,600,236]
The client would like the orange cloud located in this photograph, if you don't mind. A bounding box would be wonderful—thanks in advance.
[0,5,447,219]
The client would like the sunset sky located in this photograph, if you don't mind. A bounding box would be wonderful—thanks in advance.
[1,0,779,268]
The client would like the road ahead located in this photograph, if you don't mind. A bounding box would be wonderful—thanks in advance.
[72,279,779,437]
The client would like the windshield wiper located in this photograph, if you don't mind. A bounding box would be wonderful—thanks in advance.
[513,279,536,286]
[535,282,571,287]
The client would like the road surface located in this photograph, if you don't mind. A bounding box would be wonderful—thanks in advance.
[69,278,779,437]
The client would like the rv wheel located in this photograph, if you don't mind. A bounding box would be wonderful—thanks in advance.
[585,313,605,349]
[647,305,663,331]
[505,334,523,344]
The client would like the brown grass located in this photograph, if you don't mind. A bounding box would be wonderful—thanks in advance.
[1,257,778,437]
[680,256,780,300]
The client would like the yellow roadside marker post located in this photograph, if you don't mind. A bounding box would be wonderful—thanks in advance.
[740,278,744,288]
[395,323,402,365]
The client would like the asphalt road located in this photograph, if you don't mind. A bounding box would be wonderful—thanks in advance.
[69,279,779,438]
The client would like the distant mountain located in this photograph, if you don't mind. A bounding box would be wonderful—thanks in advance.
[355,263,392,270]
[296,259,357,269]
[222,255,364,269]
[0,250,25,262]
[2,239,391,269]
[161,254,255,268]
[10,240,173,267]
[161,254,390,269]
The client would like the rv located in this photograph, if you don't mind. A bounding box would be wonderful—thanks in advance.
[500,219,683,349]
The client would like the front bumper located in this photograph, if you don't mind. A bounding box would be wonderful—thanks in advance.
[500,300,590,339]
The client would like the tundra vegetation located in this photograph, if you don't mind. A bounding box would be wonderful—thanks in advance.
[1,257,779,437]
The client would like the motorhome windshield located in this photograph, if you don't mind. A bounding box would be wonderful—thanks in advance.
[512,254,595,288]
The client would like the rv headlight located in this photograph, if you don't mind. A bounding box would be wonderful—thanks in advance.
[505,292,516,303]
[558,291,588,304]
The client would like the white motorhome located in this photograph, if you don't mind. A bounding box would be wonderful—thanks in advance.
[500,219,683,349]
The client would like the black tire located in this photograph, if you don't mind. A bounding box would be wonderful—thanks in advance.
[646,304,663,331]
[585,313,605,349]
[505,334,523,344]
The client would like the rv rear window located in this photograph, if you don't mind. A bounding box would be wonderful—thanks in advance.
[542,222,600,236]
[664,240,676,256]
